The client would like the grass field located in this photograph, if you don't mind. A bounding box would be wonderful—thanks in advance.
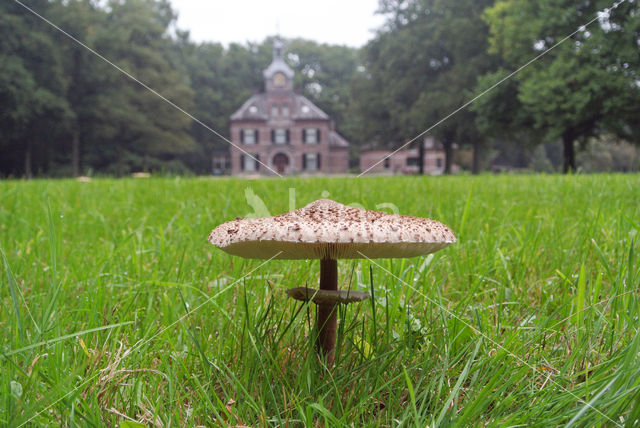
[1,174,639,426]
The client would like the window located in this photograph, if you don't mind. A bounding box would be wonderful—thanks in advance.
[271,105,278,117]
[303,128,320,144]
[406,157,419,167]
[248,105,258,114]
[436,158,443,168]
[241,154,259,172]
[384,158,390,169]
[241,129,257,145]
[282,105,289,117]
[213,157,226,170]
[302,153,321,171]
[271,129,289,144]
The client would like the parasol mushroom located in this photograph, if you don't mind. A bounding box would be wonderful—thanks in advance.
[208,199,456,366]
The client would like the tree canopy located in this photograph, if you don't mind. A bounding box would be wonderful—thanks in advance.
[476,0,640,172]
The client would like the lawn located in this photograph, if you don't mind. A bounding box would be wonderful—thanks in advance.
[1,174,639,426]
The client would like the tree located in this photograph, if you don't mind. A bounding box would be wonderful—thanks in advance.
[178,39,271,173]
[480,0,640,172]
[50,0,113,176]
[90,0,195,174]
[0,1,70,178]
[286,39,362,144]
[356,0,498,174]
[0,0,197,176]
[529,144,555,172]
[180,40,229,173]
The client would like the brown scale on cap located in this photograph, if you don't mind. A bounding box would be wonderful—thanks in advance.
[208,199,456,260]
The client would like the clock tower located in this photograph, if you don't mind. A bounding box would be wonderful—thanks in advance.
[263,39,294,93]
[228,37,350,176]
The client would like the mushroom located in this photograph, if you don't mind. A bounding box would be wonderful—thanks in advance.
[208,199,456,366]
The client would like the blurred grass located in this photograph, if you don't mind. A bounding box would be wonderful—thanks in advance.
[0,174,639,426]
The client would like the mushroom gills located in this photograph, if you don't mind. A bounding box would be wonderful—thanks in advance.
[286,287,371,305]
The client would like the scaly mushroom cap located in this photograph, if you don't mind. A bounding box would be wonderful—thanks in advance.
[208,199,456,260]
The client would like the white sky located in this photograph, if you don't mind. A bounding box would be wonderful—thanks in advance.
[170,0,386,47]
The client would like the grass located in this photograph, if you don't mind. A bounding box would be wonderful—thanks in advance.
[1,174,639,426]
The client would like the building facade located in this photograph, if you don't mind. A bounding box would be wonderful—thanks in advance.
[359,137,448,175]
[229,40,349,176]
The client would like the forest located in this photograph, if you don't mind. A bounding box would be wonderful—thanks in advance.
[1,0,639,177]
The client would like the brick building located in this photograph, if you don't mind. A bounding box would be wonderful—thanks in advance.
[359,137,449,175]
[229,40,349,175]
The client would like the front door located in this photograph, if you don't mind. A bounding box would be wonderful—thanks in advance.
[272,153,289,174]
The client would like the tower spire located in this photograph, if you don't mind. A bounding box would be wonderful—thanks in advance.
[263,38,294,92]
[273,38,284,60]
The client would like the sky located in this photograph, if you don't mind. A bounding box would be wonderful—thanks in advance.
[170,0,387,47]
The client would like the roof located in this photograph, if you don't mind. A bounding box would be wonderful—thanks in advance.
[230,94,269,121]
[329,131,349,148]
[230,93,330,121]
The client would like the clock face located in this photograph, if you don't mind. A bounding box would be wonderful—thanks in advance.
[273,73,286,87]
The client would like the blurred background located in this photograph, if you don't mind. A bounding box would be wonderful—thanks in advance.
[1,0,639,178]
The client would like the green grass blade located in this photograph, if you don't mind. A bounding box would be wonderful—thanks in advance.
[1,247,25,341]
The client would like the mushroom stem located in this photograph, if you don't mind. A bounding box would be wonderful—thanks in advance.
[317,258,338,366]
[286,287,370,304]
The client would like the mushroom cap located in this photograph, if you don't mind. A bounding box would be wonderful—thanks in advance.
[208,199,456,260]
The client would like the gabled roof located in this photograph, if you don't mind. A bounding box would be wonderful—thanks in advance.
[292,95,330,120]
[329,131,349,147]
[230,93,330,122]
[230,94,269,121]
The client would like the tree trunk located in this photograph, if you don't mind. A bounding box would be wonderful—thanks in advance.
[317,259,338,366]
[562,130,576,173]
[25,141,33,179]
[117,149,125,177]
[443,141,453,175]
[72,128,80,176]
[472,142,482,174]
[418,140,425,175]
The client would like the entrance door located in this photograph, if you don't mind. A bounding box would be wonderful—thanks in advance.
[272,153,289,174]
